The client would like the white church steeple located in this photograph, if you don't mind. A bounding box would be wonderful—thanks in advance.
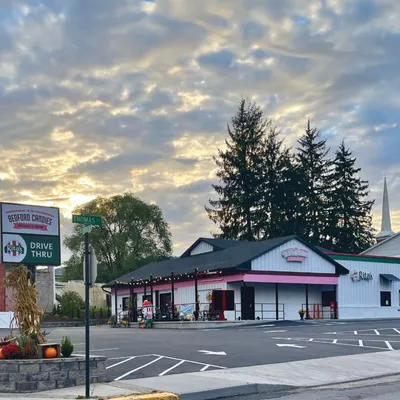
[376,177,395,243]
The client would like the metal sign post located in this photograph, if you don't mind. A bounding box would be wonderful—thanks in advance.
[84,228,90,398]
[73,216,101,399]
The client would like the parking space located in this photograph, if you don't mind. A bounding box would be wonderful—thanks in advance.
[42,320,400,382]
[106,354,226,380]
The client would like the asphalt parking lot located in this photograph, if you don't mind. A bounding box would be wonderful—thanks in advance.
[7,319,400,381]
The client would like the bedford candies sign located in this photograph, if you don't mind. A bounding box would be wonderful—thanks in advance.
[1,203,58,236]
[1,202,61,266]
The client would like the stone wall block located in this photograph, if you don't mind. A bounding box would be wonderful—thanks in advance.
[19,363,40,373]
[27,372,50,381]
[15,382,38,392]
[41,362,61,372]
[0,363,18,373]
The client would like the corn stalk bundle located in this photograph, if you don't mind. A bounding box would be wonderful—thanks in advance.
[5,266,45,344]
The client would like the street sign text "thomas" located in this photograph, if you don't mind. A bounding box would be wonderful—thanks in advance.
[72,215,102,226]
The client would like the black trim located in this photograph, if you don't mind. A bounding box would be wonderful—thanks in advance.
[180,238,227,258]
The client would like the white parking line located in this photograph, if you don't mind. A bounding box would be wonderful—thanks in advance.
[385,341,394,350]
[374,330,380,335]
[393,328,400,334]
[153,354,226,369]
[90,348,119,352]
[106,357,136,370]
[271,337,393,351]
[200,364,210,371]
[354,331,358,335]
[115,356,164,381]
[159,360,185,376]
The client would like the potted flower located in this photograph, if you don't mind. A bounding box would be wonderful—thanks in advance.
[298,309,306,320]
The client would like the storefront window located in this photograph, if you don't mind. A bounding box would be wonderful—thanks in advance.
[380,291,391,307]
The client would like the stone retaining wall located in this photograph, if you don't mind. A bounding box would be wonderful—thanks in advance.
[0,356,108,393]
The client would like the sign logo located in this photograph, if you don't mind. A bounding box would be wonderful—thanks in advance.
[281,248,309,262]
[3,235,27,263]
[350,270,373,281]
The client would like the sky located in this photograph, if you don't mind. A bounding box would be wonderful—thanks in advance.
[0,0,400,263]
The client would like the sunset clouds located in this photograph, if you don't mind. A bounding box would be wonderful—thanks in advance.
[1,0,399,259]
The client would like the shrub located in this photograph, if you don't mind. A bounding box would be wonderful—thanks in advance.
[52,305,57,315]
[55,314,61,318]
[61,336,74,357]
[56,291,84,318]
[15,333,38,357]
[90,307,96,319]
[62,315,69,320]
[99,308,103,318]
[73,317,79,321]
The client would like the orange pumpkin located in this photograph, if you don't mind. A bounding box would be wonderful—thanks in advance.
[44,347,57,359]
[0,348,5,359]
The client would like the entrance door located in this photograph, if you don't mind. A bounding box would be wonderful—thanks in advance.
[241,286,255,320]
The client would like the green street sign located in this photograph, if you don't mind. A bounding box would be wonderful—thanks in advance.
[72,214,102,226]
[2,233,61,266]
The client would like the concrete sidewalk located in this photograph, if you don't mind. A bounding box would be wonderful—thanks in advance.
[2,351,400,399]
[124,350,400,399]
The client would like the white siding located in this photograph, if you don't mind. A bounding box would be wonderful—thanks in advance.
[176,285,195,305]
[190,241,213,256]
[362,234,400,257]
[337,259,400,319]
[252,239,336,274]
[227,282,330,321]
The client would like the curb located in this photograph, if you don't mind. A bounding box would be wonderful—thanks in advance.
[177,383,296,400]
[107,393,179,399]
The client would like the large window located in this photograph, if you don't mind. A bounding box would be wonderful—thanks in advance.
[381,291,391,307]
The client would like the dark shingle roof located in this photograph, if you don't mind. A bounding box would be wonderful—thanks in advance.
[180,237,242,257]
[104,235,348,287]
[315,245,331,253]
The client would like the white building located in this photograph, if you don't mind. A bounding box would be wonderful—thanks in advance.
[362,177,400,257]
[105,235,400,322]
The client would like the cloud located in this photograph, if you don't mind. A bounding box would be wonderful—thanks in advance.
[0,0,399,263]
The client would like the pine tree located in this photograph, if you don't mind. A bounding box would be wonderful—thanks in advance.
[206,99,267,241]
[327,141,375,253]
[295,120,332,245]
[256,127,301,238]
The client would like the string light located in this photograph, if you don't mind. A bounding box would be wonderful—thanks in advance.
[112,270,224,287]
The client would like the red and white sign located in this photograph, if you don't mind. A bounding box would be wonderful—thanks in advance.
[1,203,59,236]
[281,248,309,262]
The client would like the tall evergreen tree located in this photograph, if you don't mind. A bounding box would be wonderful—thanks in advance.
[206,99,267,241]
[326,141,375,253]
[256,127,301,238]
[295,120,332,245]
